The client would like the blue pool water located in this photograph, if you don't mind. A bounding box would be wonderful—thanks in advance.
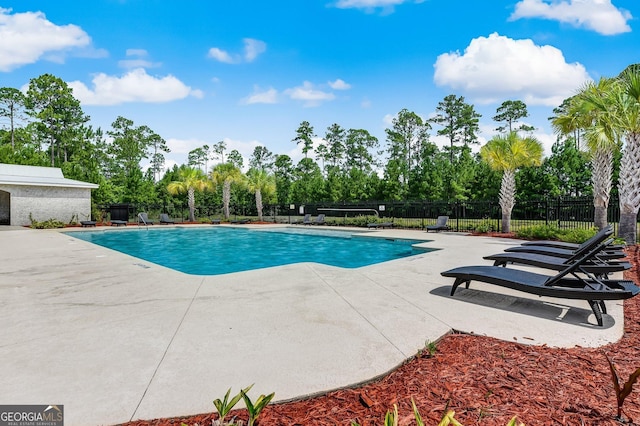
[70,227,432,275]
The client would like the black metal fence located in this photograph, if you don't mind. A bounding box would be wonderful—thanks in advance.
[98,196,630,234]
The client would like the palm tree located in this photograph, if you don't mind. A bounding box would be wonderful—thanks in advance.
[480,132,544,233]
[166,167,211,222]
[246,169,276,222]
[210,163,243,220]
[613,67,640,244]
[553,78,620,230]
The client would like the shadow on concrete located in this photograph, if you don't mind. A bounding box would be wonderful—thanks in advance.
[429,285,614,329]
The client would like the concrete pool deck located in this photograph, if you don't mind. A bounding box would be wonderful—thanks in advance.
[0,224,626,425]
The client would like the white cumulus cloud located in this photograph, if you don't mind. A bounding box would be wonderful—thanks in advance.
[433,33,591,106]
[242,86,278,104]
[0,7,92,71]
[328,78,352,90]
[284,81,336,107]
[510,0,632,35]
[68,68,199,106]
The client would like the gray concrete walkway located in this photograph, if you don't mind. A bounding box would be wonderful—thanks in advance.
[0,225,625,425]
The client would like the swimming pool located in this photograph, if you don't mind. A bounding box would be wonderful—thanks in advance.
[69,227,433,275]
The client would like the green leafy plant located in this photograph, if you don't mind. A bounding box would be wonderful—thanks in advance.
[424,340,438,357]
[437,410,463,426]
[474,218,495,234]
[29,213,65,229]
[213,385,251,425]
[605,353,640,422]
[240,385,275,426]
[556,227,596,244]
[384,404,398,426]
[515,224,561,240]
[412,398,425,426]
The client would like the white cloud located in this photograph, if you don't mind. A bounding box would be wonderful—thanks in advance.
[433,33,591,107]
[510,0,632,35]
[242,86,278,104]
[285,81,335,107]
[333,0,420,13]
[208,38,267,64]
[68,68,200,106]
[208,47,234,63]
[118,49,160,69]
[328,78,352,90]
[0,7,92,71]
[243,38,266,62]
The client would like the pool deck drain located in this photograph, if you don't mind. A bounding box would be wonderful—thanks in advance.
[0,225,625,426]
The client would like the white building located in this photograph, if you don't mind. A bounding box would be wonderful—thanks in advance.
[0,163,99,226]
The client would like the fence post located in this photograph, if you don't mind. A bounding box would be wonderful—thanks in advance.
[556,197,561,228]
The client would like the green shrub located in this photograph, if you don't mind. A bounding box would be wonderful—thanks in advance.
[29,214,65,229]
[556,227,597,244]
[474,219,495,233]
[515,225,561,240]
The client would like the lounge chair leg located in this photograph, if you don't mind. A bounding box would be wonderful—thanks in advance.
[450,279,472,296]
[599,300,607,314]
[588,300,604,326]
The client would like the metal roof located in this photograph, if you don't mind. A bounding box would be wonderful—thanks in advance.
[0,164,99,189]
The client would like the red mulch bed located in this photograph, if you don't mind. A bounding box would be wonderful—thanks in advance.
[123,246,640,426]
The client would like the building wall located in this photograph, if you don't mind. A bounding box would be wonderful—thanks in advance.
[0,184,92,226]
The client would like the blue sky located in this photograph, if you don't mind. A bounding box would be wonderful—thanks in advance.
[1,0,638,171]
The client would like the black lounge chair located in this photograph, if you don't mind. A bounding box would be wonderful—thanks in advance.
[484,251,631,277]
[230,218,251,224]
[442,239,639,326]
[159,213,175,225]
[504,225,625,260]
[110,220,127,226]
[297,214,311,225]
[210,219,221,225]
[138,212,154,225]
[488,226,626,274]
[80,220,96,227]
[426,216,449,232]
[520,226,624,251]
[312,214,326,225]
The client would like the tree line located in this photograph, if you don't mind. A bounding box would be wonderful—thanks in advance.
[1,66,639,242]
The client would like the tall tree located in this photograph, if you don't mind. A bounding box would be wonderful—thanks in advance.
[324,123,346,168]
[273,154,294,204]
[107,116,163,202]
[249,145,274,171]
[25,74,88,166]
[0,87,27,150]
[210,163,243,219]
[493,100,535,134]
[187,144,210,173]
[211,140,226,163]
[146,128,170,181]
[554,78,620,229]
[385,109,430,198]
[246,169,276,221]
[613,66,640,244]
[429,95,480,162]
[480,132,544,233]
[167,167,212,222]
[228,149,244,169]
[292,121,315,158]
